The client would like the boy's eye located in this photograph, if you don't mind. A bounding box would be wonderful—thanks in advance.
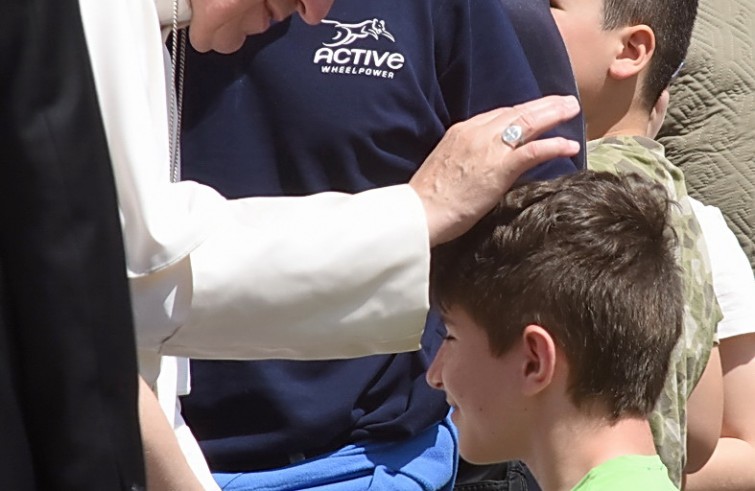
[443,334,456,342]
[549,0,561,9]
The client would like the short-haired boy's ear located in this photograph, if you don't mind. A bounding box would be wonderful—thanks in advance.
[520,324,557,396]
[609,25,655,81]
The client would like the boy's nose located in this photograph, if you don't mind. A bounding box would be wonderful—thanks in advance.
[425,345,445,390]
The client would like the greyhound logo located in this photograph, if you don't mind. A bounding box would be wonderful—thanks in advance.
[313,17,404,79]
[321,18,396,47]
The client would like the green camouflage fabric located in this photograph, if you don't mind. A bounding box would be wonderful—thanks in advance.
[587,136,722,488]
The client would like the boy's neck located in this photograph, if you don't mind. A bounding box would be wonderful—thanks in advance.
[584,80,651,141]
[586,105,650,141]
[525,410,658,491]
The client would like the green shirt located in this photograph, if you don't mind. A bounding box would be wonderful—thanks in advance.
[588,136,722,487]
[572,455,677,490]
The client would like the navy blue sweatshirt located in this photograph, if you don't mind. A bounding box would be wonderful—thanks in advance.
[179,0,581,472]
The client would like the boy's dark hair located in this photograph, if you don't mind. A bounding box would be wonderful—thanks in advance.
[431,171,682,420]
[602,0,698,108]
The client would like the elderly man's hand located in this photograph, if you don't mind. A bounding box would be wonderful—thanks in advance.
[410,95,581,247]
[189,0,334,53]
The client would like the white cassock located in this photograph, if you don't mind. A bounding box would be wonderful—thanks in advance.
[77,0,432,487]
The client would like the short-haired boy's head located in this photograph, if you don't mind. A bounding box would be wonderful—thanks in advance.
[430,171,683,423]
[550,0,697,126]
[602,0,698,107]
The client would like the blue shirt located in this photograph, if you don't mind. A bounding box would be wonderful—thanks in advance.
[180,0,581,471]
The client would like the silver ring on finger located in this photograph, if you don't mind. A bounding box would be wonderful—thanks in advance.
[500,123,525,149]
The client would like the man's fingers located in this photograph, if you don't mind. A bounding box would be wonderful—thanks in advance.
[447,95,580,133]
[489,95,580,146]
[507,137,581,176]
[513,94,580,117]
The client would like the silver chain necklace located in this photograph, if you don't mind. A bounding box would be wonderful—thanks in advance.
[168,0,187,184]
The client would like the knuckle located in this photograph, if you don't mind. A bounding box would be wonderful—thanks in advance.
[446,122,465,140]
[447,121,463,135]
[518,141,540,162]
[516,111,537,134]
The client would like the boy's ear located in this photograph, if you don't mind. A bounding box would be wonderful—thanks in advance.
[609,24,655,81]
[519,324,557,396]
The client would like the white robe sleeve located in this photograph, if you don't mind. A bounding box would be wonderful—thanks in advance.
[77,0,430,360]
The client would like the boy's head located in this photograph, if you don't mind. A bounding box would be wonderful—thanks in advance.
[550,0,697,136]
[427,171,683,464]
